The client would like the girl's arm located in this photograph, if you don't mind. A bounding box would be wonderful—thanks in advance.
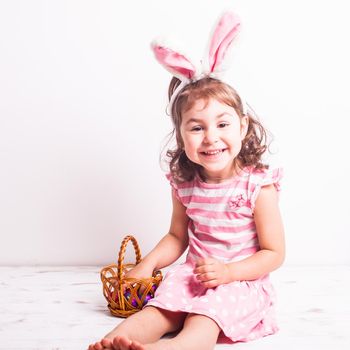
[226,183,285,280]
[127,190,189,278]
[195,184,285,287]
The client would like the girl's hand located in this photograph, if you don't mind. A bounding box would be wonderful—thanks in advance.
[194,258,229,288]
[124,261,157,295]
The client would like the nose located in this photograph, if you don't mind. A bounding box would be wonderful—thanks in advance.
[203,127,219,145]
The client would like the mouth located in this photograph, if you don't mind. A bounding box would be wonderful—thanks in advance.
[200,148,227,157]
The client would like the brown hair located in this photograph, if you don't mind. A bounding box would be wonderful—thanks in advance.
[165,77,269,183]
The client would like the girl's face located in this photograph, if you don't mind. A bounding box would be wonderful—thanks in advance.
[180,98,248,183]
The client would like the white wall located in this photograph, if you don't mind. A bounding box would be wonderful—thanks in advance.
[0,0,349,266]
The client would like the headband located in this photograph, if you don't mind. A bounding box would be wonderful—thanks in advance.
[151,11,247,115]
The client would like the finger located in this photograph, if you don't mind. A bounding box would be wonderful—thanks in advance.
[194,265,204,274]
[202,279,219,289]
[194,264,215,275]
[195,257,215,268]
[196,271,216,282]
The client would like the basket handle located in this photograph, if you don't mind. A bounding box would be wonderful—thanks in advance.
[117,235,142,281]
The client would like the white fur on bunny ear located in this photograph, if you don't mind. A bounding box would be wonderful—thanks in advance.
[151,39,198,81]
[204,11,241,75]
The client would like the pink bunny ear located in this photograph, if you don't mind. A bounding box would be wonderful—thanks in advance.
[151,41,197,80]
[207,11,241,73]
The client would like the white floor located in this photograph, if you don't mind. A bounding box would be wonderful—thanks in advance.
[1,265,349,350]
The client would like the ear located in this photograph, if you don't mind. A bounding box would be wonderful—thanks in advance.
[240,115,249,139]
[206,11,241,73]
[151,40,197,80]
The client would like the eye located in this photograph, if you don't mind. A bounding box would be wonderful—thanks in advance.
[190,125,203,132]
[218,122,230,128]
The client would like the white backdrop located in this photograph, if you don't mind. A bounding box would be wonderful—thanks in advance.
[0,0,349,266]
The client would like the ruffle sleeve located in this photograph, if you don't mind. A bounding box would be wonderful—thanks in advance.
[249,167,283,211]
[166,173,181,202]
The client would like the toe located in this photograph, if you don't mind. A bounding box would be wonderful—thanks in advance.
[101,338,113,348]
[113,335,132,350]
[130,340,145,350]
[112,335,120,349]
[91,342,104,350]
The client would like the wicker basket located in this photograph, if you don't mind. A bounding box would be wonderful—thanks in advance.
[100,235,162,318]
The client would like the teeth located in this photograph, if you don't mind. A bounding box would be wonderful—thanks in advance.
[204,150,222,155]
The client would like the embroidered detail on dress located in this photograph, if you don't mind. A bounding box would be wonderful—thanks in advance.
[228,194,246,210]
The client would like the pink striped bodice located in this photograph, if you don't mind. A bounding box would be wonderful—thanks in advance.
[168,167,282,263]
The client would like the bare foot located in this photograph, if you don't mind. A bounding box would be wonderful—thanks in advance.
[88,337,114,350]
[112,335,134,350]
[130,340,146,350]
[132,339,176,350]
[88,336,177,350]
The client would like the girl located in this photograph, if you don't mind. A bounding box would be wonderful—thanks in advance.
[89,11,285,350]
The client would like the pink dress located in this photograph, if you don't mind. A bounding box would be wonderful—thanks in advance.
[146,166,283,343]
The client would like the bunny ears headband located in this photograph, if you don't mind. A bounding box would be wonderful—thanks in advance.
[151,11,245,113]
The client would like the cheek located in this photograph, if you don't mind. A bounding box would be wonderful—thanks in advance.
[235,141,243,154]
[182,136,202,161]
[182,132,198,147]
[233,124,246,141]
[227,131,244,153]
[183,138,196,154]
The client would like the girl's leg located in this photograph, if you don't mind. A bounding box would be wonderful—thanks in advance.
[171,313,220,350]
[88,306,186,350]
[132,313,221,350]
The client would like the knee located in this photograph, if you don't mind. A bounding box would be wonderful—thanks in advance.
[185,313,220,335]
[144,306,186,332]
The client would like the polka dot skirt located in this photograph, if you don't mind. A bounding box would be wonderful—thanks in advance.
[146,261,279,343]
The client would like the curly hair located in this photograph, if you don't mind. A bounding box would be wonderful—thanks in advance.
[165,77,269,183]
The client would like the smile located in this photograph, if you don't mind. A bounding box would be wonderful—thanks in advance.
[200,149,226,156]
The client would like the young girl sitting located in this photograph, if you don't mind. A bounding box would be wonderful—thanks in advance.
[89,11,285,350]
